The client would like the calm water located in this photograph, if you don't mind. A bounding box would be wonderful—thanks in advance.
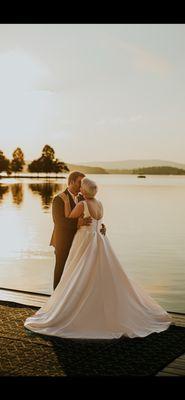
[0,174,185,313]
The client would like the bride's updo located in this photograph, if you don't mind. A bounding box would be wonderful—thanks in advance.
[81,177,98,199]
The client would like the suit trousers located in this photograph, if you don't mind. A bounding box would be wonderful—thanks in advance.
[53,242,72,290]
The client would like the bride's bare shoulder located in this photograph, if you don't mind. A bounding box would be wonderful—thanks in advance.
[96,199,103,208]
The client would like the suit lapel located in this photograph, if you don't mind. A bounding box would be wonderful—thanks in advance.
[65,188,76,210]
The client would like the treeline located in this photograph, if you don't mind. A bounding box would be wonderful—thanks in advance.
[103,166,185,174]
[0,145,69,176]
[132,166,185,175]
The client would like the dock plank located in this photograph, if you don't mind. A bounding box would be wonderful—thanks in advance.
[0,288,185,376]
[157,312,185,376]
[162,367,185,376]
[157,372,180,376]
[0,288,49,307]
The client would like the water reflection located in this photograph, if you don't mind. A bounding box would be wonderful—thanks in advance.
[28,182,64,210]
[0,184,9,203]
[0,181,66,209]
[11,184,24,206]
[0,176,185,311]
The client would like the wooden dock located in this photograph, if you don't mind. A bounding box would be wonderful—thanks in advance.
[156,312,185,377]
[0,288,185,376]
[0,287,50,308]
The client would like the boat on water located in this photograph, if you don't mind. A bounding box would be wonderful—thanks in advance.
[137,175,146,178]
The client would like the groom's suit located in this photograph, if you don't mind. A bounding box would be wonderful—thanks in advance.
[50,188,84,289]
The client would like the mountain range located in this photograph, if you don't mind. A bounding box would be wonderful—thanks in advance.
[77,159,185,170]
[24,159,185,175]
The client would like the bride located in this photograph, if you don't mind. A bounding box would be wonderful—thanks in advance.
[24,177,172,339]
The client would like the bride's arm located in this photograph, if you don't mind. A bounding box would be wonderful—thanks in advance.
[68,201,84,218]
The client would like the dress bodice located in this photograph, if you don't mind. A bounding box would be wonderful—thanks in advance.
[80,200,103,233]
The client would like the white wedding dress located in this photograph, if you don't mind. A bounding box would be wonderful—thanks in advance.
[24,200,172,339]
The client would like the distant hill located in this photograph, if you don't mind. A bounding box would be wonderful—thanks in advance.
[79,159,185,170]
[66,163,108,174]
[24,161,107,174]
[23,160,185,175]
[132,166,185,175]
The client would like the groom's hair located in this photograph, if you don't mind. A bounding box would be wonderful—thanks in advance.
[68,171,85,185]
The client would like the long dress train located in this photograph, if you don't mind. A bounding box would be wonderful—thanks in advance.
[24,201,171,339]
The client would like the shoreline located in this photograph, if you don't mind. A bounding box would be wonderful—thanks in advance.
[1,174,185,179]
[0,175,66,179]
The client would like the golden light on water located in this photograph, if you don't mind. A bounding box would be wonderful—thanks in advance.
[1,195,36,259]
[0,177,185,310]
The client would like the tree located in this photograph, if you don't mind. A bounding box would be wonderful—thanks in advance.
[52,159,69,176]
[11,147,25,175]
[28,145,69,176]
[40,145,55,175]
[41,145,55,161]
[0,150,11,174]
[28,159,42,176]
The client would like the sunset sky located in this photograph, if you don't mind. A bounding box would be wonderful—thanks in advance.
[0,24,185,164]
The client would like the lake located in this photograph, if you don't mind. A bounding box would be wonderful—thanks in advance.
[0,174,185,313]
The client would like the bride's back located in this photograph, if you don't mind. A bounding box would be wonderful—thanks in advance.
[84,198,103,220]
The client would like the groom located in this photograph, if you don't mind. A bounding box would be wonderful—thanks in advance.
[50,171,106,289]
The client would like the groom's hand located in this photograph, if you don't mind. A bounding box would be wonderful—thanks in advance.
[77,215,92,228]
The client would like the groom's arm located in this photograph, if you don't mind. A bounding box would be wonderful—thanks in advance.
[52,196,78,231]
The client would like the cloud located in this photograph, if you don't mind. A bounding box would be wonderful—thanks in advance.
[128,114,143,122]
[96,115,144,126]
[0,48,56,141]
[0,47,50,92]
[105,35,172,77]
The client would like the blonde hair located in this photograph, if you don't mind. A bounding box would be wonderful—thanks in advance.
[81,177,98,198]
